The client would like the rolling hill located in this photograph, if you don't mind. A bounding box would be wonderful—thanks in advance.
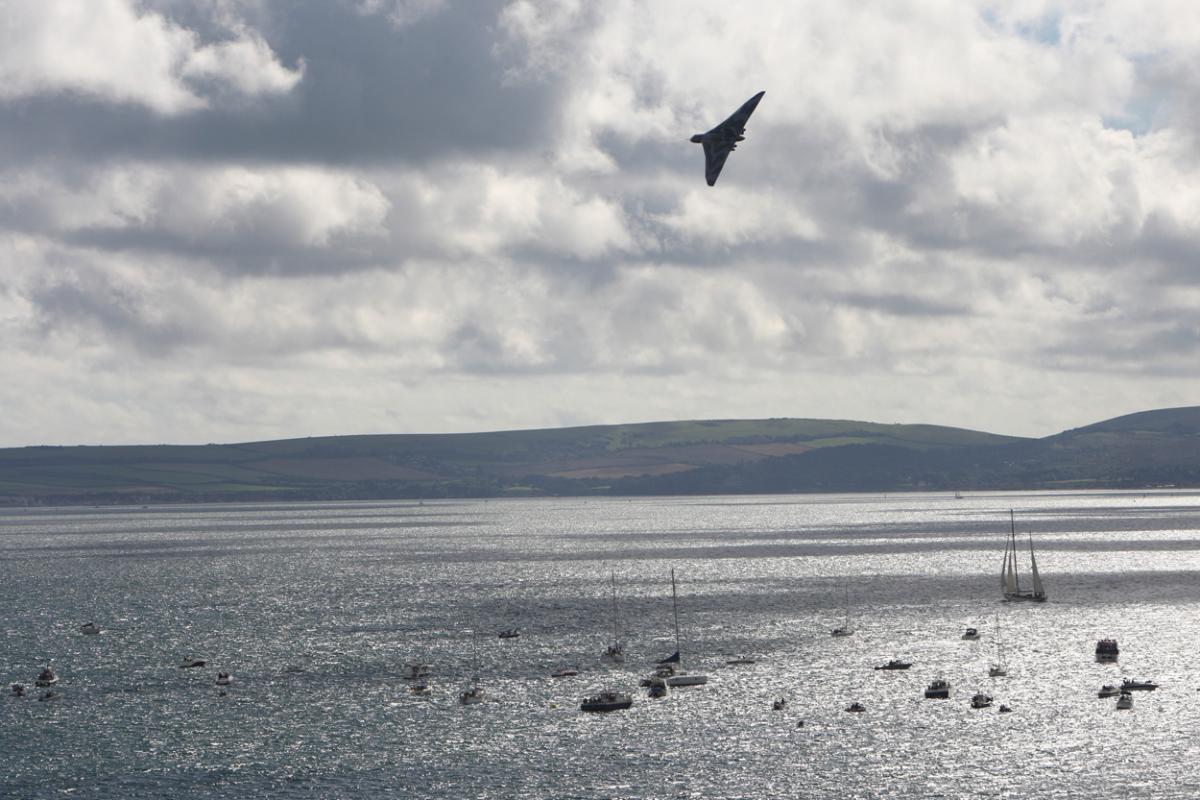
[1,407,1198,504]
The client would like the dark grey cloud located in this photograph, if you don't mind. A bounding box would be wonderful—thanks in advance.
[0,2,558,169]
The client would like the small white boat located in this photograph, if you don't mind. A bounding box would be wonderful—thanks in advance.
[845,702,866,713]
[1098,684,1121,698]
[1116,692,1133,710]
[924,679,951,699]
[80,622,102,635]
[215,672,232,687]
[580,690,633,713]
[970,692,993,709]
[35,667,57,687]
[962,627,980,641]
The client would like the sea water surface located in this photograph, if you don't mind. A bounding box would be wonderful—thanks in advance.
[3,491,1200,798]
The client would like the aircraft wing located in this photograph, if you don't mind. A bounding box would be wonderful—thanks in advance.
[712,90,765,140]
[702,140,733,186]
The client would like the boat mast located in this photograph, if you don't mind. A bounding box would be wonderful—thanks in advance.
[610,572,620,647]
[1009,509,1022,593]
[671,568,681,657]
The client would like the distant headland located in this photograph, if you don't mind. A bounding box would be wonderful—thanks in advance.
[3,406,1200,506]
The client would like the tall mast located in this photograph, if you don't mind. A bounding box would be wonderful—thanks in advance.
[1010,509,1021,592]
[671,568,681,655]
[610,572,620,645]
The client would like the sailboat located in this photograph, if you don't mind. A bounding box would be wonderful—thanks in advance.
[1001,510,1046,602]
[831,585,854,637]
[458,629,484,705]
[650,569,707,687]
[600,572,624,665]
[988,613,1007,677]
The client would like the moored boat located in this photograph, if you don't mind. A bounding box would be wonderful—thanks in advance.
[580,690,633,713]
[970,692,993,709]
[924,679,951,699]
[874,659,912,671]
[1116,692,1133,710]
[35,666,57,687]
[498,628,520,640]
[1098,684,1121,698]
[1001,510,1047,602]
[845,702,866,713]
[215,672,232,687]
[80,622,102,635]
[645,678,669,699]
[1095,639,1119,663]
[1121,678,1158,691]
[962,627,980,641]
[551,667,580,678]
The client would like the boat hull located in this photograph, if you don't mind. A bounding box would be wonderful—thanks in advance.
[1003,592,1046,602]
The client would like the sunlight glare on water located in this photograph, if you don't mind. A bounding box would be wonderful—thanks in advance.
[3,491,1200,798]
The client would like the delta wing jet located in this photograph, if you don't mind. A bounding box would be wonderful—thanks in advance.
[690,91,765,186]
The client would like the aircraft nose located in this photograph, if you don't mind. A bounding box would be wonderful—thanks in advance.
[690,134,703,143]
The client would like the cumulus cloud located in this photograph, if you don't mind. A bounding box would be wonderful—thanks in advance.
[0,0,303,114]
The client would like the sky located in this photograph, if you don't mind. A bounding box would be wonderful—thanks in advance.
[2,0,1200,446]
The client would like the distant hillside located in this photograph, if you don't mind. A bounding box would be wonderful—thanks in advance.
[1,407,1198,505]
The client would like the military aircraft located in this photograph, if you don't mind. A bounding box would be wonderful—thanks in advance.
[690,91,765,186]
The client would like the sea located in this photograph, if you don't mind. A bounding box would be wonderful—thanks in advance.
[3,491,1200,799]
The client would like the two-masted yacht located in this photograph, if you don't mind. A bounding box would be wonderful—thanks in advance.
[1001,510,1046,602]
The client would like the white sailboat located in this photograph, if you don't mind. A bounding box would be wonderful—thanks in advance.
[988,613,1007,677]
[601,572,624,665]
[831,585,854,637]
[1001,510,1046,602]
[652,569,707,687]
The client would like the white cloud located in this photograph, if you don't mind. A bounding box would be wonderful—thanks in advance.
[0,0,302,113]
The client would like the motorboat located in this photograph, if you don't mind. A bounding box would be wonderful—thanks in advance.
[1116,692,1134,710]
[498,628,520,640]
[38,691,61,702]
[874,659,912,671]
[970,692,993,709]
[551,667,580,678]
[772,697,787,711]
[1095,639,1119,663]
[402,663,432,680]
[459,686,485,705]
[179,660,206,669]
[845,702,866,713]
[924,679,951,699]
[409,682,430,695]
[962,627,980,641]
[998,704,1013,713]
[580,690,633,713]
[1097,684,1121,698]
[11,684,25,697]
[988,664,1007,677]
[662,667,708,688]
[215,672,232,687]
[1121,679,1158,691]
[80,622,102,635]
[725,655,757,666]
[645,678,668,699]
[35,667,57,687]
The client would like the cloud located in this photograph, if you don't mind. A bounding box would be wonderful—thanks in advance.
[0,0,303,114]
[5,0,1200,447]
